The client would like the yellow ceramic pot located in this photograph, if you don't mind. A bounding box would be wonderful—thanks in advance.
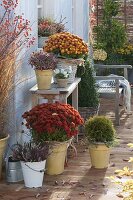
[0,135,9,179]
[89,143,110,169]
[35,69,53,90]
[46,142,68,175]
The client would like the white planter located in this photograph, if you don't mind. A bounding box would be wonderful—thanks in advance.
[56,58,84,83]
[38,36,49,48]
[21,160,46,188]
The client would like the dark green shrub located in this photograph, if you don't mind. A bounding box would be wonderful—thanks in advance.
[77,60,99,108]
[85,116,116,147]
[94,0,127,54]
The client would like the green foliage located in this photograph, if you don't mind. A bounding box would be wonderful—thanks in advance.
[94,0,127,54]
[55,72,68,79]
[103,0,119,19]
[77,60,99,108]
[85,116,116,147]
[32,129,68,143]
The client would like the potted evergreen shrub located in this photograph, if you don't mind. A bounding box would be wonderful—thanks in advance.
[85,115,116,169]
[22,102,84,175]
[12,142,49,188]
[77,60,99,134]
[29,51,57,90]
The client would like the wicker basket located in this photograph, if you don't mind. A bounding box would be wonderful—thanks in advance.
[78,106,99,135]
[55,58,84,83]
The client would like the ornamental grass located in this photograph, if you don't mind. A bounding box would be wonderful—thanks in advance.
[0,0,34,138]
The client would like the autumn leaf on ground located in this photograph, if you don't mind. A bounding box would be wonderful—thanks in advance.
[128,157,133,163]
[116,193,124,198]
[115,167,133,176]
[127,143,133,148]
[123,180,133,192]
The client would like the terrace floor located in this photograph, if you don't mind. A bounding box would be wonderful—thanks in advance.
[0,96,133,200]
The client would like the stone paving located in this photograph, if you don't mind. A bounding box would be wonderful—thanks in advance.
[0,97,133,200]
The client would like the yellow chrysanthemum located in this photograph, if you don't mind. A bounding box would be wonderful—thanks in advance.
[93,49,107,61]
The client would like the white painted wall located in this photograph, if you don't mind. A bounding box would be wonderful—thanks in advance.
[38,0,89,42]
[11,0,38,144]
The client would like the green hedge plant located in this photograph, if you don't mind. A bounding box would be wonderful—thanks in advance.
[85,115,116,147]
[77,60,99,108]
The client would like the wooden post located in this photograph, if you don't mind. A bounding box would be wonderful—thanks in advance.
[115,79,120,126]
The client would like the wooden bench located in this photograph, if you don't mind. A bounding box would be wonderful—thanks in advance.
[94,64,132,125]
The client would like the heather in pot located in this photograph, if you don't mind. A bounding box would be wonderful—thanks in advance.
[38,17,66,37]
[29,51,57,70]
[29,51,58,89]
[12,142,49,188]
[12,142,49,162]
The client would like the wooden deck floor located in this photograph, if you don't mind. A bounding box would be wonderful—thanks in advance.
[0,97,133,200]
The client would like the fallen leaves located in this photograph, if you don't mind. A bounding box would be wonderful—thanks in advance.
[115,167,133,176]
[116,193,124,198]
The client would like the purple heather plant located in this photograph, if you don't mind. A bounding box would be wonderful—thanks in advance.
[12,142,49,162]
[29,51,58,70]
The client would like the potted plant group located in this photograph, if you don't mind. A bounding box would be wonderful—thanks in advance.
[22,102,84,175]
[29,51,58,90]
[44,32,88,83]
[85,115,116,169]
[12,142,49,188]
[38,17,66,48]
[54,67,72,87]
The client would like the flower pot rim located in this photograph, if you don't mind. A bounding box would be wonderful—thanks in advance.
[21,160,46,164]
[89,142,110,147]
[0,134,9,141]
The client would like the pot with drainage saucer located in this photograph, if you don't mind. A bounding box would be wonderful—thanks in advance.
[12,141,49,188]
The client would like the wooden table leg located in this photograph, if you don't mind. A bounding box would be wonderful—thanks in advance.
[72,85,78,110]
[31,93,39,107]
[59,94,67,104]
[72,85,79,142]
[115,79,120,126]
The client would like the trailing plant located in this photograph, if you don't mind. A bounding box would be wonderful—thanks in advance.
[22,102,84,143]
[94,0,127,55]
[85,115,116,147]
[12,142,49,162]
[77,60,99,108]
[29,51,58,70]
